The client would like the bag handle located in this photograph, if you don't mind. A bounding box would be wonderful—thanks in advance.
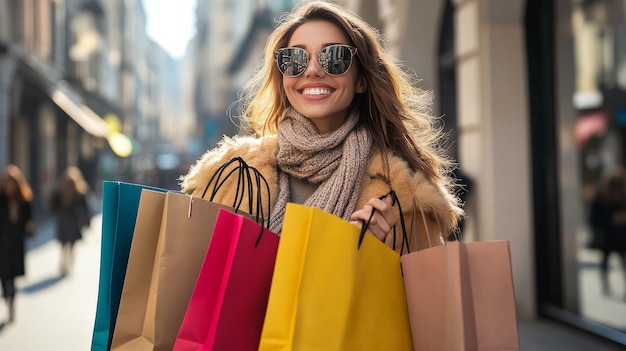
[201,156,258,216]
[409,195,449,252]
[199,156,273,246]
[357,189,410,253]
[237,158,272,231]
[249,164,273,246]
[224,159,273,246]
[201,156,246,207]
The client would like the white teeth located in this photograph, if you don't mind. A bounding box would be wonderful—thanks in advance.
[302,88,332,95]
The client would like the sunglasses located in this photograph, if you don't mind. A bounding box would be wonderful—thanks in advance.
[274,44,358,77]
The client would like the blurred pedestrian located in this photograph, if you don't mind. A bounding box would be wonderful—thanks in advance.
[588,169,626,298]
[0,164,35,324]
[51,166,91,276]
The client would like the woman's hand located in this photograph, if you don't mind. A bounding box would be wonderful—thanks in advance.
[349,195,395,242]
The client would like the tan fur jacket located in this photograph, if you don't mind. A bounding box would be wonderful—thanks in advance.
[180,134,463,252]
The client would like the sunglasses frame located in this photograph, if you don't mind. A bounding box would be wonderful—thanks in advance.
[273,44,358,77]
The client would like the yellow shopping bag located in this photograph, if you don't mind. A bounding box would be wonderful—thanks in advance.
[259,203,413,351]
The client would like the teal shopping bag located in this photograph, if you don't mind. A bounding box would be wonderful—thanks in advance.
[91,181,170,351]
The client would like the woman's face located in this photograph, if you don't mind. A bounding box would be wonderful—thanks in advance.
[283,20,366,133]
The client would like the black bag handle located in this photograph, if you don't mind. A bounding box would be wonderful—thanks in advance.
[251,166,272,247]
[201,156,246,208]
[357,189,409,253]
[199,156,272,248]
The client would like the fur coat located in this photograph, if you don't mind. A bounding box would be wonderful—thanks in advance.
[180,135,463,252]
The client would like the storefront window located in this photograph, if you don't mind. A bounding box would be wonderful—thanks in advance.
[566,0,626,334]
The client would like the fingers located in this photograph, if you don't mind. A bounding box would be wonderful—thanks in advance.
[349,220,363,230]
[349,195,396,242]
[367,196,396,232]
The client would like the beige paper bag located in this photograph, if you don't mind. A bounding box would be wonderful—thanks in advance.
[111,191,237,351]
[401,241,520,351]
[110,189,166,350]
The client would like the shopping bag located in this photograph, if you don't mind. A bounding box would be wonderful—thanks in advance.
[110,191,237,351]
[112,156,270,351]
[401,240,520,350]
[109,189,166,350]
[259,203,413,351]
[174,208,279,351]
[91,181,168,351]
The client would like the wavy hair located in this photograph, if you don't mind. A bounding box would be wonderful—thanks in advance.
[239,0,452,184]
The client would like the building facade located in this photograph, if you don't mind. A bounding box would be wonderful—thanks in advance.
[0,0,182,211]
[192,0,300,151]
[0,0,115,212]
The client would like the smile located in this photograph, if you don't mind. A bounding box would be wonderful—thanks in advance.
[300,88,334,95]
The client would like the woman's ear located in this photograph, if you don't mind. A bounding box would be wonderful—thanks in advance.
[356,76,367,93]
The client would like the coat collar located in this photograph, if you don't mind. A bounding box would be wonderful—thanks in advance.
[181,134,462,234]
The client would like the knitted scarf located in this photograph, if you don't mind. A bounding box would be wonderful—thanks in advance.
[269,108,371,234]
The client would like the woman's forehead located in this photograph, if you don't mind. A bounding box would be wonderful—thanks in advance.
[287,20,349,48]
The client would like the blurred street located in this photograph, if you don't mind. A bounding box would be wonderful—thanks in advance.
[0,211,623,350]
[0,214,101,350]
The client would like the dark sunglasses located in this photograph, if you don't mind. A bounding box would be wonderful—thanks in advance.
[274,44,358,77]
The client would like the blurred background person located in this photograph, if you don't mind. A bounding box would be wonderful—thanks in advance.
[51,167,91,277]
[588,169,626,299]
[0,165,35,324]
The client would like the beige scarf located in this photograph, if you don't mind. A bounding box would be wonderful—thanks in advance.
[269,108,371,234]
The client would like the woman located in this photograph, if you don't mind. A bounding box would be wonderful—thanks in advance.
[52,166,91,276]
[0,164,34,324]
[181,0,463,250]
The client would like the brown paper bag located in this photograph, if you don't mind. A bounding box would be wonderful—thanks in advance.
[110,189,166,350]
[111,191,237,351]
[401,240,520,351]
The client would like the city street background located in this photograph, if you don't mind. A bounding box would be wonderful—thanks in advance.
[2,0,626,345]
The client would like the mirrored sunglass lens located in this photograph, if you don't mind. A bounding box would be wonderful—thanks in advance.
[320,45,353,75]
[276,48,308,76]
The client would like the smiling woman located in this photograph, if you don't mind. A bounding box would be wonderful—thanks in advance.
[180,0,463,248]
[178,1,464,348]
[141,0,196,59]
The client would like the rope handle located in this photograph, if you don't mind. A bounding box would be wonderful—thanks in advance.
[409,195,449,252]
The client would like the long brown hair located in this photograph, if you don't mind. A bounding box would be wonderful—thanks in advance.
[0,164,33,203]
[239,0,452,185]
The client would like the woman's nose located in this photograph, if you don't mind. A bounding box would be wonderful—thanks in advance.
[304,52,325,78]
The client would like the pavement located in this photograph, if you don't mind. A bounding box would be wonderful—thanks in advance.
[0,212,624,350]
[0,214,101,350]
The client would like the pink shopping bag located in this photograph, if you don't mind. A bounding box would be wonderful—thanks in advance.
[174,208,279,351]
